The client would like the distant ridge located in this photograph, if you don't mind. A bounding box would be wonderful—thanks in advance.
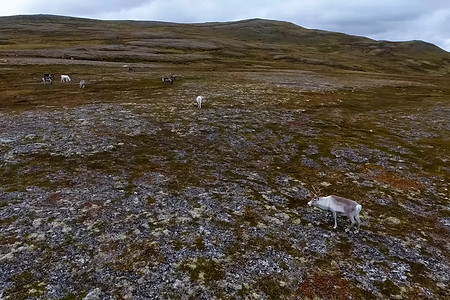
[0,14,448,73]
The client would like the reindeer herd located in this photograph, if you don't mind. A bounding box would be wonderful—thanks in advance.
[42,74,74,85]
[39,70,365,231]
[42,72,179,87]
[40,70,206,108]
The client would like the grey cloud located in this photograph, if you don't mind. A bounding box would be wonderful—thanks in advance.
[10,1,150,18]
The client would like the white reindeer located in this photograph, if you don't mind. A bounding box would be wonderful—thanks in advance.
[61,75,71,82]
[196,96,203,109]
[79,80,86,88]
[308,189,362,233]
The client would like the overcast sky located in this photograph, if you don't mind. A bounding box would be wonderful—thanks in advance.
[1,0,449,51]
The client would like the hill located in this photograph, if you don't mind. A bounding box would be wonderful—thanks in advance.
[0,14,448,73]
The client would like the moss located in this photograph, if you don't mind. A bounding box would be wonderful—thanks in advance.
[86,152,122,174]
[188,290,205,300]
[172,239,184,251]
[124,183,134,198]
[146,196,156,205]
[0,164,23,190]
[6,271,48,299]
[246,237,269,252]
[61,233,76,247]
[242,206,260,227]
[192,199,202,209]
[377,243,391,256]
[5,186,25,193]
[11,270,35,286]
[440,209,450,218]
[407,261,434,287]
[179,257,225,282]
[0,215,19,226]
[109,241,165,272]
[374,279,401,297]
[256,275,290,300]
[193,236,206,251]
[333,239,353,256]
[237,285,251,298]
[1,154,77,190]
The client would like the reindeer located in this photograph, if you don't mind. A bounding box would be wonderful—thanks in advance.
[61,75,71,83]
[162,74,176,84]
[307,186,362,233]
[42,77,52,84]
[42,74,54,84]
[79,80,86,88]
[196,96,203,109]
[44,74,54,80]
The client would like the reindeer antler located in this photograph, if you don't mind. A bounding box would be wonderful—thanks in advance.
[311,185,323,197]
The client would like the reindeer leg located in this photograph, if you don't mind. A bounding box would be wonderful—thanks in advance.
[332,210,337,229]
[355,214,361,233]
[346,215,356,233]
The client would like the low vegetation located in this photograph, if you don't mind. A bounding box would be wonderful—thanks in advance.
[0,15,449,299]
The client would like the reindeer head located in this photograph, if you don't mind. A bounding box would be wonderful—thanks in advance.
[308,185,322,206]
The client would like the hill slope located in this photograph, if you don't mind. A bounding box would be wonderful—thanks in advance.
[0,15,448,73]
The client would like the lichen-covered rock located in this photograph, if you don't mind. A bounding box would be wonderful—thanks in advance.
[83,288,102,300]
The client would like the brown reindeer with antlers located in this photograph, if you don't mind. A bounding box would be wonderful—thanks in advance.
[162,74,176,84]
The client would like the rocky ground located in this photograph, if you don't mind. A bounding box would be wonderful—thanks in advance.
[0,64,449,299]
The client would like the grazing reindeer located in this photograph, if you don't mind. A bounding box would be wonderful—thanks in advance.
[162,74,176,84]
[44,74,54,81]
[196,96,203,109]
[61,75,71,82]
[42,74,54,84]
[79,80,86,88]
[42,77,52,84]
[308,186,362,233]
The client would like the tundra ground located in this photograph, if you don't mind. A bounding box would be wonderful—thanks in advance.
[0,59,449,299]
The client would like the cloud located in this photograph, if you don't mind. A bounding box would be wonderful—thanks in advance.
[94,1,266,22]
[0,1,149,18]
[1,0,449,51]
[274,0,450,51]
[356,7,450,51]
